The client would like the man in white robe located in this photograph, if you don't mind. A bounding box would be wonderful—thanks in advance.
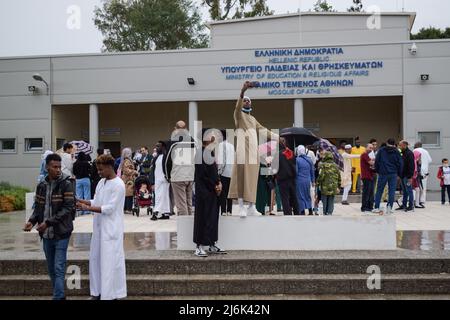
[152,141,171,219]
[77,154,127,300]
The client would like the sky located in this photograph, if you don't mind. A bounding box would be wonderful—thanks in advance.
[0,0,449,57]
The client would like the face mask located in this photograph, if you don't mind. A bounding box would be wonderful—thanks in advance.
[355,143,361,148]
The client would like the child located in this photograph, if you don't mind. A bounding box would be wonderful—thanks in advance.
[317,151,341,215]
[139,183,150,200]
[438,158,450,205]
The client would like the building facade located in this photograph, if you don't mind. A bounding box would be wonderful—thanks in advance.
[1,12,449,190]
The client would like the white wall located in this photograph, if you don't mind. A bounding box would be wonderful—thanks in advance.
[0,58,51,188]
[403,41,450,190]
[210,13,412,49]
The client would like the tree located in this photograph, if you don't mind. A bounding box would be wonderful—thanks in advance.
[348,0,363,12]
[94,0,208,52]
[411,26,450,40]
[202,0,273,20]
[313,0,335,12]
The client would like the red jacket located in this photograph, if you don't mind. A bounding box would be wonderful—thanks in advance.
[437,166,444,187]
[360,152,375,180]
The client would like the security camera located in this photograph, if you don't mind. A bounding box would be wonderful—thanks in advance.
[409,43,417,55]
[28,85,37,93]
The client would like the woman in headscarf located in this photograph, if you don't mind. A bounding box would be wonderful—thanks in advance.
[37,150,53,183]
[296,145,315,215]
[118,147,138,214]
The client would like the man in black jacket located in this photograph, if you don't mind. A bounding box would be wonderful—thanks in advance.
[23,153,75,300]
[276,137,299,215]
[397,140,415,212]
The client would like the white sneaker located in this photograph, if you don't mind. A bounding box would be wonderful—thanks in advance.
[209,245,227,254]
[247,204,262,216]
[238,198,246,218]
[385,206,393,215]
[372,208,383,215]
[194,246,208,257]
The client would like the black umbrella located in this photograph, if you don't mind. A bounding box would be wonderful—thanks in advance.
[280,127,319,149]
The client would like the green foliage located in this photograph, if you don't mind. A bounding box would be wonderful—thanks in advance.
[0,182,31,212]
[411,27,450,40]
[313,0,335,12]
[202,0,273,20]
[94,0,209,52]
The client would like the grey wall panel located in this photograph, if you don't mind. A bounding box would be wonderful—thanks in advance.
[0,96,50,119]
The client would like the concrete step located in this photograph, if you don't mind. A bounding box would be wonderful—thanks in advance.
[2,257,450,276]
[1,274,450,296]
[3,294,450,300]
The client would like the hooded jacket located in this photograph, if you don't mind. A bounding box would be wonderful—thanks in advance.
[28,173,75,240]
[317,152,341,196]
[375,146,403,176]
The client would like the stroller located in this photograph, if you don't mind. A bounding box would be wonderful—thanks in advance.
[132,175,153,217]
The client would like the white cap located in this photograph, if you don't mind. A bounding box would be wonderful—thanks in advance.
[345,144,352,149]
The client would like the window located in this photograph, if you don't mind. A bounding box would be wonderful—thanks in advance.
[25,138,43,152]
[418,131,440,148]
[0,138,16,153]
[56,138,66,150]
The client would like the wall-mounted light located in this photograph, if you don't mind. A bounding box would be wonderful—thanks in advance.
[28,85,38,93]
[187,77,195,85]
[32,73,49,95]
[409,42,417,55]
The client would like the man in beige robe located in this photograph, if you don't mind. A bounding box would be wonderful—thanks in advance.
[228,81,278,217]
[341,144,360,205]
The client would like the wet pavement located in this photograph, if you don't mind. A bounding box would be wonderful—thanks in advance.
[1,210,450,252]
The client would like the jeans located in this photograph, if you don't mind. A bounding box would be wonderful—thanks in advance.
[322,195,335,215]
[361,179,374,211]
[374,174,397,209]
[43,237,70,300]
[76,178,91,215]
[442,185,450,204]
[401,177,414,208]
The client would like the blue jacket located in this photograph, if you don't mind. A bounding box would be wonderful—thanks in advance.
[375,146,403,176]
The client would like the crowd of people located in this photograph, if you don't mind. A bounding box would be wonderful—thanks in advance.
[22,81,450,300]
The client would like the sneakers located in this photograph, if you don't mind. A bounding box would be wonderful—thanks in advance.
[385,206,393,215]
[372,208,383,215]
[194,246,208,257]
[415,204,425,209]
[247,205,262,216]
[239,208,247,218]
[158,213,170,220]
[395,205,405,211]
[405,206,415,212]
[209,245,227,254]
[341,201,350,205]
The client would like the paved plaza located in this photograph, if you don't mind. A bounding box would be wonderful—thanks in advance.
[68,201,450,234]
